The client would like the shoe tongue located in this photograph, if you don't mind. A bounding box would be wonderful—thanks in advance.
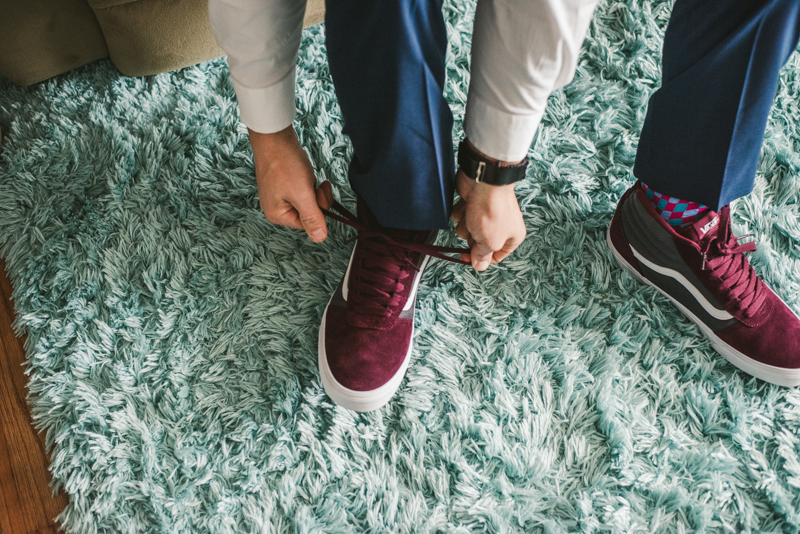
[348,198,429,326]
[356,196,382,229]
[677,208,721,244]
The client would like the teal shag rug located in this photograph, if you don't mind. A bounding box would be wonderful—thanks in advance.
[4,0,800,532]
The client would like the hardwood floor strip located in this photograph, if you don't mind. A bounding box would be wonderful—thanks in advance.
[0,259,66,533]
[0,416,28,534]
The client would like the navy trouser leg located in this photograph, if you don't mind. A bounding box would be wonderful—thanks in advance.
[325,0,454,230]
[634,0,800,210]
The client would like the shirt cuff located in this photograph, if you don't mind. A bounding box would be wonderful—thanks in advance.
[231,68,297,134]
[463,92,544,163]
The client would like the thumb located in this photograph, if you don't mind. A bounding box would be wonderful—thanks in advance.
[470,240,494,272]
[294,191,328,243]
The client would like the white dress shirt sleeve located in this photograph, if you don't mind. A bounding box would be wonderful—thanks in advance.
[208,0,307,134]
[465,0,599,162]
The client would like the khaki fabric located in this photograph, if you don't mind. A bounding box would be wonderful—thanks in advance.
[305,0,326,27]
[0,0,325,86]
[0,0,108,86]
[87,0,225,77]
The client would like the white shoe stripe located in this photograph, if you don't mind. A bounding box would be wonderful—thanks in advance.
[341,246,357,302]
[630,245,734,321]
[609,227,800,387]
[403,255,429,311]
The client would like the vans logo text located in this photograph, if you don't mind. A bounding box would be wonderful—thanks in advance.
[701,217,719,236]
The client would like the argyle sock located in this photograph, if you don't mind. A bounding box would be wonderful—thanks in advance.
[640,182,709,228]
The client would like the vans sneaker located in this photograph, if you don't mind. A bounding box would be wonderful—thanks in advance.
[319,199,467,411]
[608,183,800,386]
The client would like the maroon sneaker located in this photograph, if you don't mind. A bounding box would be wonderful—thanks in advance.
[608,182,800,386]
[319,199,467,411]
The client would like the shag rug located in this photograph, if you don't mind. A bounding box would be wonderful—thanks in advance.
[3,0,800,532]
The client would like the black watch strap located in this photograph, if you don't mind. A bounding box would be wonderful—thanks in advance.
[457,140,528,186]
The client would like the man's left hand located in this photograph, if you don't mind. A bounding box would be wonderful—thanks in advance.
[451,168,527,272]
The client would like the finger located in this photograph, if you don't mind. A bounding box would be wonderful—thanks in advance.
[316,181,334,210]
[461,236,476,263]
[455,216,470,241]
[263,197,306,230]
[492,223,526,263]
[450,199,466,223]
[271,206,305,231]
[491,237,522,264]
[470,239,496,272]
[293,191,328,242]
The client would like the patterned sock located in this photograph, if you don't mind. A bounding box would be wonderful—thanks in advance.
[640,182,709,228]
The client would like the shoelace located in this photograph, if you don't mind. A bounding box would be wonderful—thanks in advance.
[322,201,469,317]
[699,208,765,318]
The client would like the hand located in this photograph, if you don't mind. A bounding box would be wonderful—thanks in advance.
[451,148,526,271]
[250,126,334,242]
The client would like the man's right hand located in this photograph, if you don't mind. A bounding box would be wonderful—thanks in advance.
[250,126,334,243]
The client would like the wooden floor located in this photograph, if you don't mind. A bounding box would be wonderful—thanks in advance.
[0,258,68,534]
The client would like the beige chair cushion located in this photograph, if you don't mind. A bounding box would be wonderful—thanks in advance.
[86,0,225,77]
[0,0,109,86]
[305,0,325,27]
[0,0,326,85]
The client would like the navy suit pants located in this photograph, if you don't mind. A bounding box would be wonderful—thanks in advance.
[325,0,800,229]
[635,0,800,210]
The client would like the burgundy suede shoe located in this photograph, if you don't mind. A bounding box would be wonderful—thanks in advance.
[608,182,800,386]
[319,199,468,411]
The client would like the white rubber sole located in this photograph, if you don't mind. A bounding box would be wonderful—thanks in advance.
[318,305,415,412]
[607,226,800,387]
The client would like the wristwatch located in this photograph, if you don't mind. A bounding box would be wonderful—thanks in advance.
[457,139,528,186]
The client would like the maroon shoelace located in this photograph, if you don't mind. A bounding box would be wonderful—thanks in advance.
[700,208,765,318]
[322,201,469,318]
